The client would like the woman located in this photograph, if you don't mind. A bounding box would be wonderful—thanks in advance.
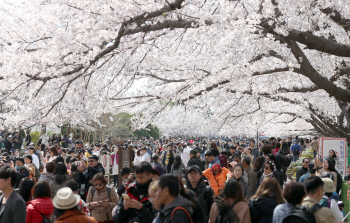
[318,158,337,190]
[258,161,276,187]
[165,150,174,173]
[170,155,185,177]
[232,163,250,199]
[19,177,35,203]
[242,148,254,168]
[209,179,251,223]
[24,155,36,179]
[38,162,56,184]
[69,158,79,181]
[327,150,342,171]
[203,164,230,195]
[253,156,265,180]
[249,177,285,223]
[148,181,161,223]
[226,161,237,181]
[26,181,54,223]
[43,146,59,166]
[86,173,118,223]
[272,182,305,223]
[53,187,97,223]
[278,142,290,156]
[49,162,74,198]
[133,149,142,166]
[273,143,281,155]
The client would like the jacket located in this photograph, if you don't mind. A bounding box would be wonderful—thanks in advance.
[272,202,295,223]
[86,186,119,222]
[209,197,251,223]
[26,197,54,223]
[185,178,214,223]
[187,157,204,171]
[0,190,27,223]
[236,176,250,199]
[208,156,221,169]
[49,174,75,198]
[38,172,54,184]
[203,167,230,195]
[245,166,258,198]
[77,163,105,194]
[54,209,98,223]
[113,182,154,223]
[16,167,29,188]
[165,156,174,173]
[296,167,308,182]
[171,162,185,177]
[302,196,336,223]
[157,196,193,223]
[248,195,279,223]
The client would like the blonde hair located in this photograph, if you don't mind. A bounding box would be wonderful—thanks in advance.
[149,180,158,191]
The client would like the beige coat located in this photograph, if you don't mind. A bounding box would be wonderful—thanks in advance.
[49,174,75,198]
[86,186,119,222]
[209,201,251,223]
[302,196,336,223]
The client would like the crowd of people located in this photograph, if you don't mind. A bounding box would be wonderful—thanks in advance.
[0,132,348,223]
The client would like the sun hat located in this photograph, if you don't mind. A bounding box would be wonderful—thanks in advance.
[52,187,80,210]
[322,178,335,193]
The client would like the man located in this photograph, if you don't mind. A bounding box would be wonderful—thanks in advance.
[205,150,221,168]
[92,143,101,157]
[296,158,310,182]
[157,174,194,223]
[299,162,316,183]
[25,130,31,147]
[113,162,154,223]
[250,141,259,162]
[61,134,72,148]
[302,176,336,223]
[116,167,134,197]
[233,154,241,163]
[4,135,13,152]
[185,165,214,223]
[0,166,27,223]
[181,144,192,168]
[291,140,301,162]
[187,150,204,171]
[242,156,257,198]
[203,164,229,195]
[14,157,29,188]
[311,137,319,158]
[27,147,40,169]
[13,131,23,151]
[76,155,105,198]
[140,147,150,163]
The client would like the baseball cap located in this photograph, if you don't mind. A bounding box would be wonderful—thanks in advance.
[188,165,202,173]
[322,178,335,193]
[308,162,314,170]
[152,165,164,176]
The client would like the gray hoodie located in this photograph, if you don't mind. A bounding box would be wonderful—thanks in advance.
[158,196,193,223]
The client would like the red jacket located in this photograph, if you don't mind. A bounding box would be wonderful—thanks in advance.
[26,197,54,223]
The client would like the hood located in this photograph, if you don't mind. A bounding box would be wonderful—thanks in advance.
[250,196,277,215]
[229,161,237,168]
[163,196,193,217]
[29,197,54,215]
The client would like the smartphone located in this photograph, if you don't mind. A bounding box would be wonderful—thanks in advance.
[122,194,130,200]
[75,161,81,167]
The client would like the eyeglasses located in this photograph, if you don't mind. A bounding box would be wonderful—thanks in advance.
[264,166,270,170]
[304,162,309,163]
[94,183,104,187]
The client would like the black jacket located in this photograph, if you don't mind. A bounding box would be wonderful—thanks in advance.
[15,167,29,189]
[296,167,308,182]
[166,156,174,174]
[185,178,214,223]
[158,196,193,223]
[187,157,204,171]
[4,139,12,151]
[248,195,278,223]
[113,182,154,223]
[77,163,105,193]
[25,134,31,146]
[0,190,27,223]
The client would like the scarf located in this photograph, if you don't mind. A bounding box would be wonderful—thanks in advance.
[16,165,25,170]
[134,179,153,196]
[263,172,274,179]
[165,156,170,165]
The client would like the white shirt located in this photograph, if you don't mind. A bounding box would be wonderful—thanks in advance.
[30,153,40,169]
[181,147,192,167]
[141,152,150,163]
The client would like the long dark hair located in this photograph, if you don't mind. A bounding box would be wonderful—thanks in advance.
[253,156,265,172]
[329,150,337,159]
[325,158,336,172]
[19,177,35,203]
[224,178,245,203]
[251,177,285,205]
[173,155,182,170]
[280,142,289,155]
[54,162,68,184]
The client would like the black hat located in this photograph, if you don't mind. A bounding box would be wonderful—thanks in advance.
[308,162,314,170]
[188,165,202,174]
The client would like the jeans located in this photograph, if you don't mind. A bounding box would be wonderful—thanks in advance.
[293,156,299,162]
[313,150,317,158]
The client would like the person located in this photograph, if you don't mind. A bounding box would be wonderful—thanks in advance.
[296,158,310,182]
[250,141,259,162]
[25,131,31,147]
[27,147,40,170]
[165,149,174,174]
[226,161,237,180]
[15,157,30,188]
[185,165,214,223]
[290,140,301,162]
[301,176,336,223]
[24,155,36,179]
[253,156,266,180]
[311,137,319,158]
[318,159,338,191]
[38,162,55,184]
[77,155,105,199]
[205,150,221,168]
[242,147,254,167]
[4,135,13,152]
[155,174,193,223]
[140,147,151,163]
[19,177,35,203]
[344,164,350,181]
[319,178,343,222]
[248,177,285,223]
[242,156,258,198]
[187,150,204,171]
[66,181,89,215]
[299,162,316,183]
[26,181,54,223]
[60,149,68,164]
[171,155,185,177]
[272,182,306,223]
[53,187,98,223]
[0,166,27,223]
[86,173,118,223]
[203,163,230,195]
[327,149,342,173]
[49,162,74,198]
[258,160,275,187]
[116,167,134,197]
[232,163,250,199]
[13,131,23,151]
[209,179,251,223]
[148,181,161,223]
[151,154,164,175]
[181,144,192,168]
[113,161,155,223]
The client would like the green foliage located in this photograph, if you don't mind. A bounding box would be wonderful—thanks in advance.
[133,125,160,139]
[30,131,41,146]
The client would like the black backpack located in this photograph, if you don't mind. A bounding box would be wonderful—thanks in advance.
[32,204,53,223]
[215,202,239,223]
[291,144,300,156]
[282,204,322,223]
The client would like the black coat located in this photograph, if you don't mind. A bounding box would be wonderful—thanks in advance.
[166,156,174,174]
[187,157,204,171]
[77,163,105,193]
[296,167,308,182]
[248,195,278,223]
[15,167,29,189]
[157,196,193,223]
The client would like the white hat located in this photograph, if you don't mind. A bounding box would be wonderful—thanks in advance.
[8,135,12,138]
[52,187,80,210]
[322,178,335,193]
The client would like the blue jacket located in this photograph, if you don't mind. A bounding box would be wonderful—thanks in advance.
[299,172,310,183]
[208,156,221,168]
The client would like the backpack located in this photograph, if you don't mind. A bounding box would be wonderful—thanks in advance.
[282,204,322,223]
[32,204,53,223]
[319,197,332,208]
[170,206,194,223]
[91,186,111,199]
[291,144,300,156]
[215,202,239,223]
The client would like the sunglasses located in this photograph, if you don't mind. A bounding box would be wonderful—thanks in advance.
[264,166,270,170]
[94,183,104,187]
[304,162,309,163]
[88,160,95,163]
